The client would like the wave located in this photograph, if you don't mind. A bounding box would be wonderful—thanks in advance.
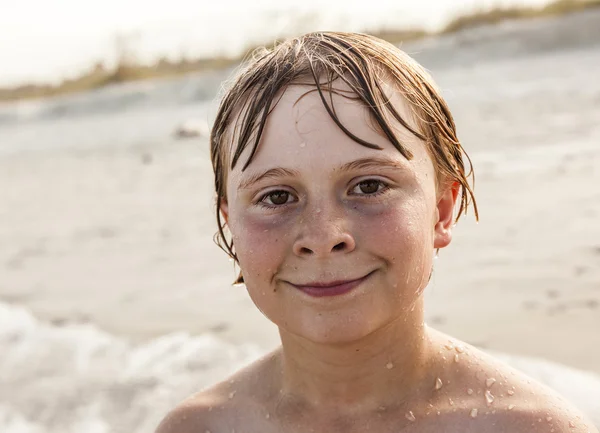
[1,300,598,432]
[0,302,262,433]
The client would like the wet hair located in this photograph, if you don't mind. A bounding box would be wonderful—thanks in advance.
[210,31,478,284]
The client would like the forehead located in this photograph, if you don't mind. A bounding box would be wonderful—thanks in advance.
[229,79,434,179]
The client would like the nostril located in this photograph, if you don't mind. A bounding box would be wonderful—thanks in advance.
[300,247,313,255]
[332,242,346,251]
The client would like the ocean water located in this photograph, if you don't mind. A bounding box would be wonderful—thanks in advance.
[1,9,600,433]
[0,301,262,433]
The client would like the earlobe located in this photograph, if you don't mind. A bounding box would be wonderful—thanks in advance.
[433,182,459,249]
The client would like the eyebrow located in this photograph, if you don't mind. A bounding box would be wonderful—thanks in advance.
[237,156,407,190]
[238,167,301,190]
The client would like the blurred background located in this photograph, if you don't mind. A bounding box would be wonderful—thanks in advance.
[1,0,599,432]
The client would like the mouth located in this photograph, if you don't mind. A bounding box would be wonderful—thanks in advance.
[289,271,374,298]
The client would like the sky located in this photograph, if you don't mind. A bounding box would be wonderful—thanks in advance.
[0,0,550,87]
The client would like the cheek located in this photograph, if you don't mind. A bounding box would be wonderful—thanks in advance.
[358,195,433,244]
[357,197,434,283]
[230,211,291,280]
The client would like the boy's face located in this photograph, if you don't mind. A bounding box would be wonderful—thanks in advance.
[221,80,457,344]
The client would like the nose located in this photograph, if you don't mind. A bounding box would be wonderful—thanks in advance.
[292,205,356,258]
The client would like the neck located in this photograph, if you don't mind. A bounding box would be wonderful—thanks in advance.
[275,303,436,414]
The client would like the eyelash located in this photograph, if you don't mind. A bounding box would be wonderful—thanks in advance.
[256,179,390,209]
[256,189,296,209]
[349,179,390,197]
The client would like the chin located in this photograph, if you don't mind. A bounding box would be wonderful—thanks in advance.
[280,311,391,346]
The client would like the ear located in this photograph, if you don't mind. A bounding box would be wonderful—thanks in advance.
[433,182,459,249]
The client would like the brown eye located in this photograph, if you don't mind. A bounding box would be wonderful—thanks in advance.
[267,191,290,205]
[357,180,381,194]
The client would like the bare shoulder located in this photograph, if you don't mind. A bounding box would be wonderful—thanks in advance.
[476,351,597,432]
[155,392,217,433]
[493,373,597,433]
[155,349,281,433]
[427,330,597,433]
[495,403,598,433]
[483,364,592,429]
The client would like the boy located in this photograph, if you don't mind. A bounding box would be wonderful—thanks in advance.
[157,32,597,433]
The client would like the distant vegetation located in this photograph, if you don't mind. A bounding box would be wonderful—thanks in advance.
[0,56,234,102]
[1,0,599,102]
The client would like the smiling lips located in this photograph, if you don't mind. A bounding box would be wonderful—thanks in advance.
[291,272,372,297]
